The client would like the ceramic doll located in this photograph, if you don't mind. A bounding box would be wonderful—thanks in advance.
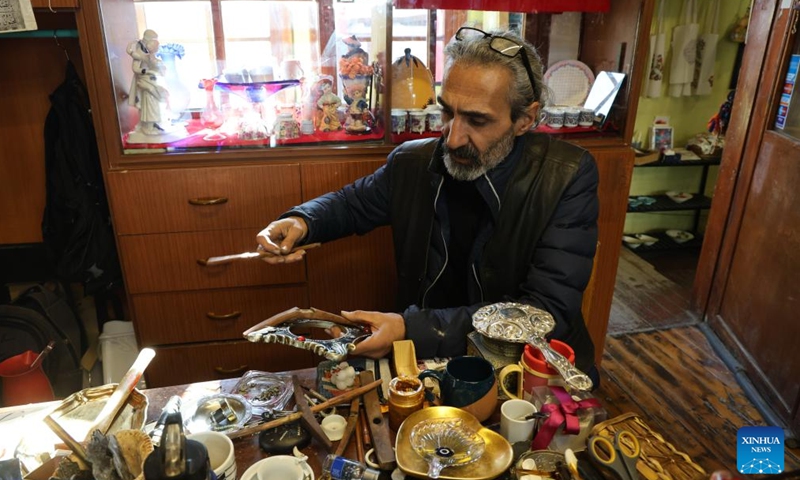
[345,86,369,133]
[317,80,342,132]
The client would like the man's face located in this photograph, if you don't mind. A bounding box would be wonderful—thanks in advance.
[438,62,528,181]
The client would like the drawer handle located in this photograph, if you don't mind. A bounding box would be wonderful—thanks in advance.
[188,197,228,206]
[215,364,248,375]
[207,311,242,320]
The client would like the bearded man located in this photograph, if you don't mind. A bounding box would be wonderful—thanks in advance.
[256,28,600,383]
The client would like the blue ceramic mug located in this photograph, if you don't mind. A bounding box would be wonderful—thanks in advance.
[418,356,498,422]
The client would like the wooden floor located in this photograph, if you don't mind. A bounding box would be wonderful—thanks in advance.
[598,248,800,477]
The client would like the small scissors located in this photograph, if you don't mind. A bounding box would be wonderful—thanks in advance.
[587,430,641,480]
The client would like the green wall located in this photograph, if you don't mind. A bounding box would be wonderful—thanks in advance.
[625,0,749,235]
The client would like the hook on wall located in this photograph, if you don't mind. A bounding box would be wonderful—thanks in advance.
[48,0,56,13]
[54,31,70,61]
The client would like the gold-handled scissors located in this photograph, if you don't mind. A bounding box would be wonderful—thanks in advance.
[587,430,641,480]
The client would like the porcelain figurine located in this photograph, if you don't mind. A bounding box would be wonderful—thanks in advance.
[344,84,369,133]
[126,30,187,144]
[316,79,342,132]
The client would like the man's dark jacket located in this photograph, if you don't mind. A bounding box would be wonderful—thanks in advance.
[284,132,599,371]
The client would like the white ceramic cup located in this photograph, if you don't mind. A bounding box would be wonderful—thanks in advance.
[187,431,236,480]
[578,107,595,127]
[321,414,347,441]
[391,109,408,133]
[564,108,581,128]
[500,399,538,444]
[408,109,427,134]
[256,455,306,480]
[543,107,565,129]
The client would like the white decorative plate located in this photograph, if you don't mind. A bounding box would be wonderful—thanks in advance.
[544,60,595,107]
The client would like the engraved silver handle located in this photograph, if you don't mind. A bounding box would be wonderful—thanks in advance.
[527,335,594,391]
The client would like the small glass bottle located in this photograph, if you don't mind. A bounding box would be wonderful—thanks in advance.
[321,455,380,480]
[388,375,425,431]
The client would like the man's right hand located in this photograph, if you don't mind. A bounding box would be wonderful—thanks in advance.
[256,216,309,264]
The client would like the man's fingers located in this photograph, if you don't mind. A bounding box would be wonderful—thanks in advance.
[341,310,376,326]
[351,337,388,359]
[326,325,344,338]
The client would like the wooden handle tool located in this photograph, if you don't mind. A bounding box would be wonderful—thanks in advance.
[334,395,362,457]
[198,243,321,266]
[358,371,396,470]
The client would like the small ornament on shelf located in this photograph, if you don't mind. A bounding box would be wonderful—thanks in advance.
[125,29,188,144]
[338,39,375,134]
[315,77,342,132]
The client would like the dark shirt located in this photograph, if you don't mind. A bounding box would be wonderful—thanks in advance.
[426,173,490,308]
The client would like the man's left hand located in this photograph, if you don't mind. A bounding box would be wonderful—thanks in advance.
[342,310,405,359]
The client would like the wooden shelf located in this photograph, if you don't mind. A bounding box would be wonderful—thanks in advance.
[635,157,721,168]
[624,231,704,253]
[627,194,713,213]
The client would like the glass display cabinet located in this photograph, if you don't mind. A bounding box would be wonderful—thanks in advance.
[75,0,653,386]
[81,0,649,160]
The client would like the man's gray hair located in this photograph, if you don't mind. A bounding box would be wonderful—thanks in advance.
[444,29,548,122]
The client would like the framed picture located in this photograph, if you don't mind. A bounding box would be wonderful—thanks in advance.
[651,125,673,151]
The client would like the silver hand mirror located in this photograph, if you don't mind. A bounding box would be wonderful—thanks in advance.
[472,302,593,391]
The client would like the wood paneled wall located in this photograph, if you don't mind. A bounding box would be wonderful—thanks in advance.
[0,12,83,245]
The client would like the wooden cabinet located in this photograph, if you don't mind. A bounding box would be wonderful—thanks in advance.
[31,0,78,9]
[301,159,398,313]
[146,341,314,387]
[69,0,653,386]
[132,286,307,345]
[105,165,302,235]
[577,145,635,365]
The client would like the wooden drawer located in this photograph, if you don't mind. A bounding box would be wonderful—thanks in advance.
[145,341,317,388]
[133,285,308,345]
[119,229,306,294]
[107,164,301,235]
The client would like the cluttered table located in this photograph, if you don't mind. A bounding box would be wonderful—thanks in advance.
[144,368,334,477]
[1,358,712,480]
[1,304,714,480]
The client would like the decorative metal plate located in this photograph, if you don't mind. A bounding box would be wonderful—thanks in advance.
[47,384,148,443]
[245,319,369,362]
[472,303,555,343]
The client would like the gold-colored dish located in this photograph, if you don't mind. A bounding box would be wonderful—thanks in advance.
[396,406,513,480]
[47,384,148,442]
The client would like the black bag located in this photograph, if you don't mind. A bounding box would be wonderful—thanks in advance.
[0,283,86,400]
[41,61,121,295]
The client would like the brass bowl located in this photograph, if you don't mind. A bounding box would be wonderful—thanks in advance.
[396,406,513,480]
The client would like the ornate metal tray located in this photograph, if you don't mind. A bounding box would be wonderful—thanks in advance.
[472,302,555,343]
[244,307,370,362]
